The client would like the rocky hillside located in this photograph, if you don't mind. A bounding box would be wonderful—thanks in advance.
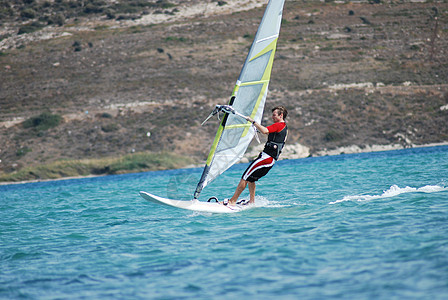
[1,0,447,176]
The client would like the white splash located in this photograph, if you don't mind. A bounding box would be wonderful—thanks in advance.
[255,196,293,208]
[330,184,448,205]
[254,195,270,207]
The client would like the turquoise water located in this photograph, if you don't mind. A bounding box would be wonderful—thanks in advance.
[1,146,448,299]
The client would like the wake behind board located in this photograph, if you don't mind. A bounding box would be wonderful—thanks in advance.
[140,191,252,213]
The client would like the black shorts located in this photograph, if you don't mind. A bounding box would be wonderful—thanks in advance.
[242,152,275,182]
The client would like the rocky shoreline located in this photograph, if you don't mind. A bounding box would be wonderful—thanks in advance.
[3,142,447,186]
[244,141,448,163]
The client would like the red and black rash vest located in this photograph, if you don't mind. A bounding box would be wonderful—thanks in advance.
[263,122,288,160]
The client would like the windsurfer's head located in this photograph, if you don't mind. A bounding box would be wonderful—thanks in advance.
[272,106,287,120]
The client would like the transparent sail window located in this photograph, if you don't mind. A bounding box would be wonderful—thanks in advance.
[232,84,264,119]
[240,51,272,83]
[215,126,245,152]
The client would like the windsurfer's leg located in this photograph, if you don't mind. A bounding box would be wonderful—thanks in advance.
[229,179,247,204]
[248,182,256,203]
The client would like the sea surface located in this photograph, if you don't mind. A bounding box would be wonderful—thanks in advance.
[1,145,448,299]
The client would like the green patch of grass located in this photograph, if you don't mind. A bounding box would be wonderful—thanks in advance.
[16,147,32,157]
[94,25,110,31]
[320,44,334,51]
[164,36,188,43]
[0,152,195,183]
[106,152,190,174]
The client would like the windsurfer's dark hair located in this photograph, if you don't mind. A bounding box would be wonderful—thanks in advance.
[272,106,288,120]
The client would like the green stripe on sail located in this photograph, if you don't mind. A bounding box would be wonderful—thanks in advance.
[250,38,279,63]
[205,122,224,166]
[226,124,252,129]
[240,38,279,137]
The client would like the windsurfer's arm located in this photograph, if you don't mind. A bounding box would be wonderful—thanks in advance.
[245,117,269,135]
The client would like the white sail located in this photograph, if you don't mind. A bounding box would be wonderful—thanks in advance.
[194,0,286,199]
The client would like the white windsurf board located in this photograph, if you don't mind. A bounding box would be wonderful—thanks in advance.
[140,191,252,213]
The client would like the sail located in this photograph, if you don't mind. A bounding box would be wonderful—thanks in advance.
[194,0,286,199]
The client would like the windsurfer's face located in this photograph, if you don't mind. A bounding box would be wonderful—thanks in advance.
[272,110,283,123]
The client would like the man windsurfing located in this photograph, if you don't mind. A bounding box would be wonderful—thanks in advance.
[224,105,288,206]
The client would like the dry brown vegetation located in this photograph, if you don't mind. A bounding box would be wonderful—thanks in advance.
[1,0,447,180]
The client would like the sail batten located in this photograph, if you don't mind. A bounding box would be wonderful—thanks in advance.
[256,34,279,43]
[194,0,286,200]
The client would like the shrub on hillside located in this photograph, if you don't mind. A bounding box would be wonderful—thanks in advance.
[20,8,36,19]
[101,123,119,132]
[23,112,62,131]
[84,3,104,14]
[18,21,44,35]
[324,130,343,142]
[47,13,65,26]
